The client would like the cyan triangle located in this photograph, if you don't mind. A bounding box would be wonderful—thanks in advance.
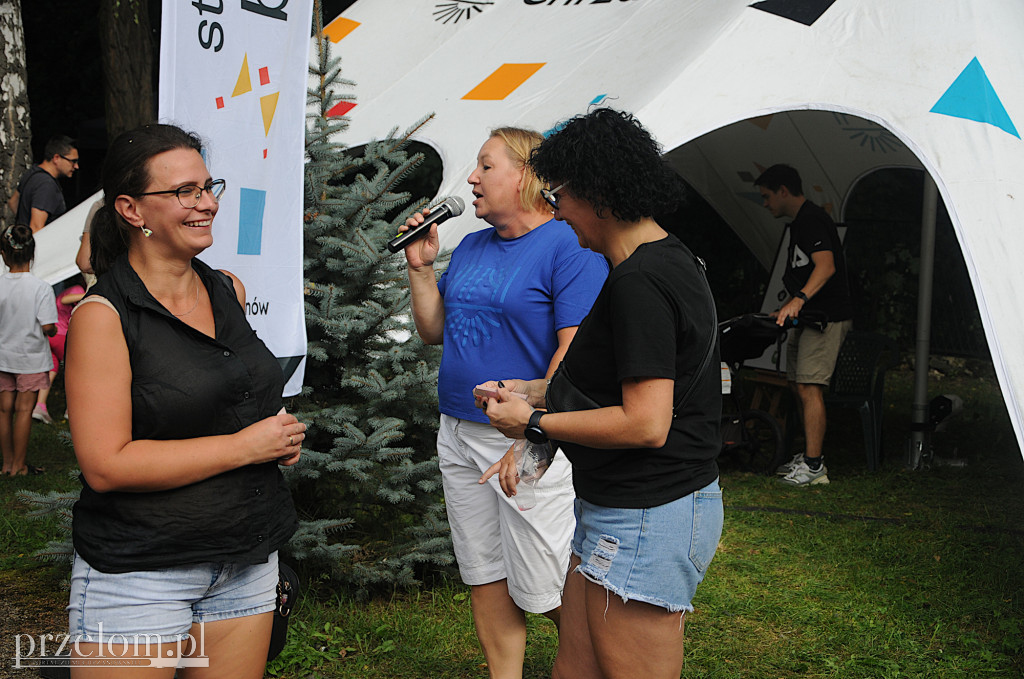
[931,57,1019,139]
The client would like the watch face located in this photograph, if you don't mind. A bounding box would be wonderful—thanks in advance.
[525,426,546,445]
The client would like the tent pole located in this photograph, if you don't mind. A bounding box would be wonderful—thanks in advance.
[908,174,938,469]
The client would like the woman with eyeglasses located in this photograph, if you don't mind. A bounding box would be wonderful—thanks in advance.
[400,127,607,678]
[63,123,304,677]
[480,109,724,679]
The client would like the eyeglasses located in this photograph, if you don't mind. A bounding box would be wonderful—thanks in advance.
[541,182,568,210]
[59,155,80,166]
[137,179,227,209]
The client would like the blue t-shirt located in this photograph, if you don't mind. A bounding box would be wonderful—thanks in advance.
[437,218,608,423]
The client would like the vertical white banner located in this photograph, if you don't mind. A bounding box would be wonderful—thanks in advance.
[159,0,312,396]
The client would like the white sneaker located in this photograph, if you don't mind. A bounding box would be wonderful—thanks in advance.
[31,404,53,425]
[780,460,829,486]
[775,452,805,476]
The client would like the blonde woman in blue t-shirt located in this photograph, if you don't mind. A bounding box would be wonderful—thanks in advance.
[400,127,608,679]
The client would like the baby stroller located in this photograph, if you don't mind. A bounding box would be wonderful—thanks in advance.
[717,313,789,474]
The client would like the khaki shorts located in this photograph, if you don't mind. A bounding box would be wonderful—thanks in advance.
[786,319,853,385]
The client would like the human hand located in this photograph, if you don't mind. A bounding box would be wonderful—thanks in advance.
[483,386,535,439]
[238,408,306,466]
[479,442,520,497]
[473,380,530,410]
[400,209,441,269]
[775,298,804,326]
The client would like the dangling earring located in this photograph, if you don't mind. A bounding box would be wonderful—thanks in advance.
[141,226,152,238]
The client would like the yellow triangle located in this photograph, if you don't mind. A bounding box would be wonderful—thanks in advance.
[260,92,279,136]
[232,54,252,97]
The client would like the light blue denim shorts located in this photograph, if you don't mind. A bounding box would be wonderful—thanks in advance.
[68,551,278,643]
[571,478,724,613]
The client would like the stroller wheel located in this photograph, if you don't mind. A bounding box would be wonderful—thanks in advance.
[737,409,786,475]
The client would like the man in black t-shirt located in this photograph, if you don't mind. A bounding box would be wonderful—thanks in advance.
[7,135,78,233]
[756,164,853,486]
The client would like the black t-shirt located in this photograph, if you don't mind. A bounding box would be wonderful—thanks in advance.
[556,235,721,508]
[784,200,853,321]
[14,166,65,227]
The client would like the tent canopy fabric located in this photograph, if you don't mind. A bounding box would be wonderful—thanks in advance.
[25,190,102,285]
[328,0,1024,459]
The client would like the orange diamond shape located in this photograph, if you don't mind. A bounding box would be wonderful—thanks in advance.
[463,63,545,101]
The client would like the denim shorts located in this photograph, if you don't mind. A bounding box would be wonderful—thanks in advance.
[572,478,724,613]
[68,551,278,643]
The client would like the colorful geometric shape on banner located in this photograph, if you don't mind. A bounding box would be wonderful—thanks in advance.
[326,101,357,117]
[749,0,837,26]
[233,55,252,97]
[930,57,1020,139]
[324,16,360,43]
[463,63,545,100]
[259,66,271,86]
[740,191,765,206]
[237,188,267,255]
[216,96,225,109]
[260,92,280,135]
[277,355,305,382]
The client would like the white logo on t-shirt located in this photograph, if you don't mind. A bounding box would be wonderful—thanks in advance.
[791,244,810,269]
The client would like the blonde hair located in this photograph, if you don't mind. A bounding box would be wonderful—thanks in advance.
[489,127,549,213]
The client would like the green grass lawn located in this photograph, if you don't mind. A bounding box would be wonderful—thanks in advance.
[2,368,1022,678]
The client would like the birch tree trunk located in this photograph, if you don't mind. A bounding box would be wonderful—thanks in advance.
[0,0,33,230]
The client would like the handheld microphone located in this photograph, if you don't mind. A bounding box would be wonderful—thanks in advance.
[386,196,465,253]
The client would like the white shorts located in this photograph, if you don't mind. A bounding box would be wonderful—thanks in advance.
[437,414,575,613]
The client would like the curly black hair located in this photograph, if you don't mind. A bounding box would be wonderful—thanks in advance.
[529,108,682,222]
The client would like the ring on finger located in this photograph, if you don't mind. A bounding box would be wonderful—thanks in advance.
[289,436,294,446]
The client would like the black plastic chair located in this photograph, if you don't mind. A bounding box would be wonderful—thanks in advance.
[825,331,898,471]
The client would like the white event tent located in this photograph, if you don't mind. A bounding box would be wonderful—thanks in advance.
[325,0,1024,461]
[26,0,1024,461]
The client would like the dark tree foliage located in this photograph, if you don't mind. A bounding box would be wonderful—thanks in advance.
[99,0,156,141]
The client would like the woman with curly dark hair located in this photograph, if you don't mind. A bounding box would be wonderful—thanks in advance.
[480,108,724,679]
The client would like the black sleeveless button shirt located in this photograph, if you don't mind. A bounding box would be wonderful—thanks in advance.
[71,254,297,573]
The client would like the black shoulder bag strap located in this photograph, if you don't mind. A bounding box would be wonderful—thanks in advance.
[672,254,718,419]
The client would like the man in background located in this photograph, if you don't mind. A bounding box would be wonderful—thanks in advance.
[7,135,79,233]
[756,164,853,486]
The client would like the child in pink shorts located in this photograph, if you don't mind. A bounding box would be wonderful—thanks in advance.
[0,225,57,475]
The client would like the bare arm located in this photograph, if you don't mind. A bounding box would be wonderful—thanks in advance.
[546,326,578,378]
[408,264,445,344]
[401,210,445,344]
[65,301,305,493]
[485,376,674,449]
[76,232,93,274]
[59,290,86,306]
[29,208,49,233]
[775,250,836,325]
[41,322,57,338]
[7,190,19,214]
[480,377,675,495]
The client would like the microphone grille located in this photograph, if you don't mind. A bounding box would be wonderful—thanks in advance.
[444,195,465,217]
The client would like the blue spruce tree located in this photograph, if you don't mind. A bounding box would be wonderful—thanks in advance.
[287,25,454,593]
